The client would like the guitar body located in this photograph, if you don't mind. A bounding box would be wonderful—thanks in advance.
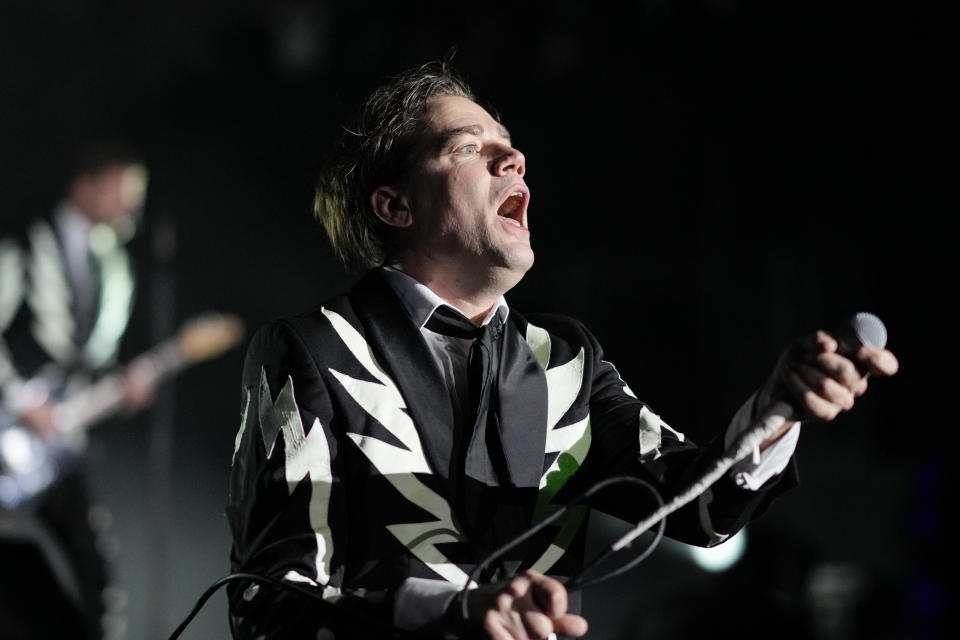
[0,410,81,510]
[0,312,244,512]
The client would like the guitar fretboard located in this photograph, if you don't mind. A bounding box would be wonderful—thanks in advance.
[52,340,186,437]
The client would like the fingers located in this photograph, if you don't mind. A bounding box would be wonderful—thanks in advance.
[484,597,530,640]
[123,368,156,411]
[484,610,523,640]
[786,369,846,421]
[811,327,898,379]
[22,402,56,439]
[856,344,900,377]
[793,361,859,406]
[481,571,588,639]
[813,329,838,354]
[553,613,589,637]
[777,326,898,422]
[485,609,588,640]
[528,570,567,617]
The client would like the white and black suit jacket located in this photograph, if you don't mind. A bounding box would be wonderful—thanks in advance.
[1,210,135,427]
[226,268,796,638]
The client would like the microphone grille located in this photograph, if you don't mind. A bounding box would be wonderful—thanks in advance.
[850,312,887,349]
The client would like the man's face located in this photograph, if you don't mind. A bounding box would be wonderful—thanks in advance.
[71,164,148,226]
[398,95,533,286]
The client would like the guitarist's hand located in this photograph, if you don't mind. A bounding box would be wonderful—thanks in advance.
[122,368,155,414]
[21,402,56,440]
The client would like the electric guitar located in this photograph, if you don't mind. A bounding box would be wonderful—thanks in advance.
[0,312,245,510]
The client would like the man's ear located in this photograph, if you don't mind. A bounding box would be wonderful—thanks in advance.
[371,186,413,228]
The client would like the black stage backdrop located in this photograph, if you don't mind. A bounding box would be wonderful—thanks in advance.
[0,2,952,639]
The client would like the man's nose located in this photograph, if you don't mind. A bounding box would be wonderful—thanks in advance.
[492,147,525,177]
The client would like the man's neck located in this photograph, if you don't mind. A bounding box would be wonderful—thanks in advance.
[55,200,95,230]
[393,260,513,325]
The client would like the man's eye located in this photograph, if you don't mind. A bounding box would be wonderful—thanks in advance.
[458,144,479,155]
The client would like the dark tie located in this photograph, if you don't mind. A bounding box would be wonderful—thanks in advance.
[72,247,103,345]
[424,305,507,485]
[425,304,547,558]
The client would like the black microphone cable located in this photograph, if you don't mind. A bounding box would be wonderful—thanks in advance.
[166,475,667,640]
[452,411,786,627]
[166,571,424,640]
[459,474,667,624]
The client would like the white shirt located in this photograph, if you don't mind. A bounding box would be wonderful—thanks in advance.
[381,266,508,419]
[54,201,97,315]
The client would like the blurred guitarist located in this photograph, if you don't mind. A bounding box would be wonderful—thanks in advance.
[0,137,151,639]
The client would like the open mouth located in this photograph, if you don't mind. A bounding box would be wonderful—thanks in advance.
[497,191,526,223]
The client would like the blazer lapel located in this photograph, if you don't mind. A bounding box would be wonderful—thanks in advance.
[495,313,549,488]
[349,272,551,491]
[349,270,459,484]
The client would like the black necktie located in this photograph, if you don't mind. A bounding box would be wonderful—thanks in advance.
[425,304,549,554]
[73,246,103,345]
[425,305,506,484]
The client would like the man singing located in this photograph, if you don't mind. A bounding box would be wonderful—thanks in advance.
[226,60,898,639]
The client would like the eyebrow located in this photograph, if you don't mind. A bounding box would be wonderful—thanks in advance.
[436,123,512,148]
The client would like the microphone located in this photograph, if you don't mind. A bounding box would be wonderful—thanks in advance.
[609,312,889,553]
[835,310,888,354]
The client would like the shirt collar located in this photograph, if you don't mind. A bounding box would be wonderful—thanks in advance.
[54,200,93,239]
[380,265,509,330]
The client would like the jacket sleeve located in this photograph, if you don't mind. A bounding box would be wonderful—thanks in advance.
[0,237,29,411]
[574,319,798,547]
[225,320,396,639]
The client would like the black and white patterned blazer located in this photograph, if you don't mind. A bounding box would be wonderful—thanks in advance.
[0,209,135,408]
[226,268,795,638]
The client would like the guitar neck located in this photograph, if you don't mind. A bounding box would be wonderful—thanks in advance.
[53,339,187,435]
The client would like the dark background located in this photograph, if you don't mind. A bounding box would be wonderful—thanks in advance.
[0,1,952,639]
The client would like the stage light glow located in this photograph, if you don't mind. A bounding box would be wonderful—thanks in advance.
[688,529,747,572]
